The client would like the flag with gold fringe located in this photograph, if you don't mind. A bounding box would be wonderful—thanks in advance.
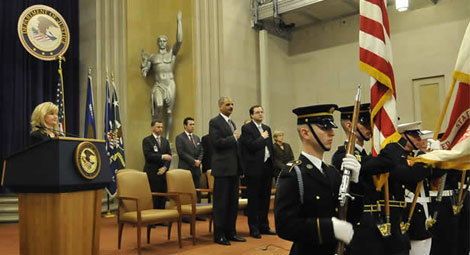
[409,21,470,171]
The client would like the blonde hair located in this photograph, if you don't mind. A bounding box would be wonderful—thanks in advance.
[30,102,59,133]
[273,130,284,139]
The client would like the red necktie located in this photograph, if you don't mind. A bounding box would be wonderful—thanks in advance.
[189,134,195,147]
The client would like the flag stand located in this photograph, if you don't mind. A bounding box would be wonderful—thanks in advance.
[103,193,116,218]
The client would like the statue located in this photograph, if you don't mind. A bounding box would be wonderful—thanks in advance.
[141,10,182,140]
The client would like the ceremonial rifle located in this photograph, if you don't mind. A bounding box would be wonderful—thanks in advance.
[336,86,361,255]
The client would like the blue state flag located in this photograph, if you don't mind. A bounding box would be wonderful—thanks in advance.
[112,81,126,171]
[104,78,117,197]
[84,74,96,138]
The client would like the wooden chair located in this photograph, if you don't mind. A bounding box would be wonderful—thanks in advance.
[116,169,182,254]
[166,169,213,245]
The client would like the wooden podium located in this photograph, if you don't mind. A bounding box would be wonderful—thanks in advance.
[2,137,112,255]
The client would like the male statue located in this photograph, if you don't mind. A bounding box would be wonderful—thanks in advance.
[141,11,183,139]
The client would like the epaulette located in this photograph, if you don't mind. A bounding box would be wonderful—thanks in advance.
[287,159,302,173]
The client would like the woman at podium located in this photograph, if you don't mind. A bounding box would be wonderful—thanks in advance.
[30,102,62,144]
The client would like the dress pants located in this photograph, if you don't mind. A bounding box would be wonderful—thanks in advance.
[213,176,239,238]
[191,173,202,203]
[246,162,273,231]
[149,174,167,209]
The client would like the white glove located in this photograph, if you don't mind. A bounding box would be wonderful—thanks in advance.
[427,139,442,151]
[341,154,361,183]
[331,217,354,244]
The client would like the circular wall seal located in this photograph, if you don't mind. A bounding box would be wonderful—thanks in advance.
[75,142,101,180]
[17,4,70,61]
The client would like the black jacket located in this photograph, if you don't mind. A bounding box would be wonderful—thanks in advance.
[239,121,274,176]
[209,115,241,177]
[275,154,341,255]
[142,134,171,190]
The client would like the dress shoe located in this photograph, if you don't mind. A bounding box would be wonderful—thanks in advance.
[227,235,246,242]
[196,216,206,221]
[249,230,261,239]
[214,236,230,245]
[260,229,276,235]
[182,217,191,223]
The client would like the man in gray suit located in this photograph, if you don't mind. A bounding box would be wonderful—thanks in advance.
[175,117,204,204]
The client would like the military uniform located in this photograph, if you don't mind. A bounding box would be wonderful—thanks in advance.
[331,103,372,227]
[430,170,470,255]
[275,155,341,255]
[350,137,436,255]
[275,104,353,255]
[331,142,369,226]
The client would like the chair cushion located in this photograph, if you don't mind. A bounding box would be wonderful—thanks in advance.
[120,209,179,223]
[181,204,212,215]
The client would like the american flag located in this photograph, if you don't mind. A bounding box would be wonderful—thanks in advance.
[359,0,400,157]
[359,0,401,189]
[56,65,66,135]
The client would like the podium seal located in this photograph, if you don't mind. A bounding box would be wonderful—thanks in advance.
[17,4,70,61]
[75,142,101,180]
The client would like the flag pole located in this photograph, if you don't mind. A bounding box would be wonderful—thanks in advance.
[433,78,457,139]
[58,55,66,135]
[103,193,116,218]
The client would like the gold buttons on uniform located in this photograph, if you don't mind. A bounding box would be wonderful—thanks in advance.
[316,196,320,200]
[307,164,314,169]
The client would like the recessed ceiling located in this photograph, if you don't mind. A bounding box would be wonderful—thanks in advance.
[255,0,438,31]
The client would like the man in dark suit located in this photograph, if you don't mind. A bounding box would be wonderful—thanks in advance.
[142,119,172,209]
[275,104,360,255]
[201,134,212,174]
[175,117,204,203]
[209,96,246,245]
[239,105,276,238]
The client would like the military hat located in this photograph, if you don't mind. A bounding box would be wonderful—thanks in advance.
[338,103,371,126]
[420,130,434,140]
[292,104,338,129]
[397,121,422,136]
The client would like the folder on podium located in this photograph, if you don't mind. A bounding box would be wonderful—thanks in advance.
[2,137,112,255]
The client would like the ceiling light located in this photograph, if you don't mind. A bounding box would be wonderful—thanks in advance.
[396,0,409,12]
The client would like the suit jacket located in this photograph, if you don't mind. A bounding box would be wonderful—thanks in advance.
[142,134,172,184]
[201,134,212,172]
[30,130,51,145]
[239,121,274,176]
[275,154,341,255]
[272,142,294,176]
[175,132,203,176]
[209,114,241,177]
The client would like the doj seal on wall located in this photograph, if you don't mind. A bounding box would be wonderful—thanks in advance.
[17,4,70,61]
[75,142,101,180]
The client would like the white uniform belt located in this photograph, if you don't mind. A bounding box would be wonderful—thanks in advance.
[405,196,431,203]
[405,189,431,203]
[429,190,453,197]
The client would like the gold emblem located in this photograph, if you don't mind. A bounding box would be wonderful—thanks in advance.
[75,142,101,180]
[17,5,70,61]
[355,154,362,162]
[329,107,335,113]
[307,164,313,169]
